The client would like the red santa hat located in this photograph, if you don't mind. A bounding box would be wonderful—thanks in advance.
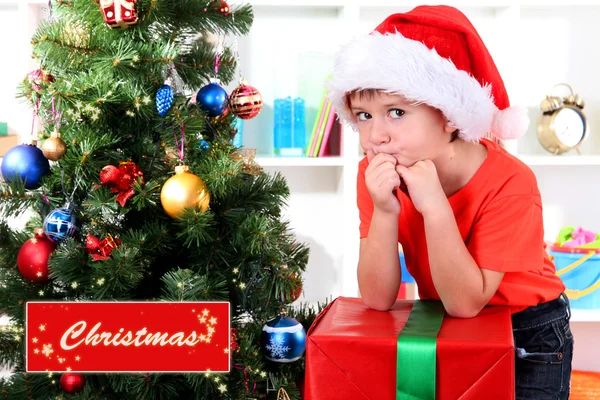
[327,5,529,142]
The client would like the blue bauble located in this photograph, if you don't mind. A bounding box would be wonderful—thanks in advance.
[260,316,306,363]
[43,207,78,244]
[200,140,210,151]
[1,144,50,189]
[156,84,174,117]
[196,82,228,117]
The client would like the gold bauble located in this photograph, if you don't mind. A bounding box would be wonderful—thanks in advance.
[41,131,67,161]
[160,165,210,219]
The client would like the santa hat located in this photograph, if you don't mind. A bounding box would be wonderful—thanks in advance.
[327,5,529,142]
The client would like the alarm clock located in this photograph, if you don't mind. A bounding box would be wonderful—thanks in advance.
[537,83,588,155]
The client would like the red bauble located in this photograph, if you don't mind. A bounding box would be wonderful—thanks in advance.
[290,276,303,302]
[216,0,230,15]
[100,165,119,185]
[85,234,101,250]
[60,373,86,394]
[228,78,263,120]
[17,229,56,283]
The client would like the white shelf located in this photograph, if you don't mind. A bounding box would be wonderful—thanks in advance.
[518,155,600,166]
[248,0,344,7]
[357,0,515,7]
[256,156,345,167]
[571,309,600,323]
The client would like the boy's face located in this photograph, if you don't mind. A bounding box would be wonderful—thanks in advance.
[348,91,456,167]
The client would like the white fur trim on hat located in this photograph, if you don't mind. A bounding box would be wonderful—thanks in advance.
[327,31,501,142]
[491,106,530,140]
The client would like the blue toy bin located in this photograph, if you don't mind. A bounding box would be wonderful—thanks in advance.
[550,244,600,309]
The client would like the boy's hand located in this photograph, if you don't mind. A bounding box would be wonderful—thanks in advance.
[396,160,447,216]
[365,149,401,215]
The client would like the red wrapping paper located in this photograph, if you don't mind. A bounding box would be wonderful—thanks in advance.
[305,297,514,400]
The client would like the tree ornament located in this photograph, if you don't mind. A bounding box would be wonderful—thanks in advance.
[160,165,210,219]
[229,78,263,120]
[230,328,240,353]
[99,0,138,29]
[287,273,303,302]
[85,233,121,261]
[60,373,86,394]
[277,388,291,400]
[196,80,228,117]
[17,229,56,283]
[25,69,54,93]
[0,142,50,189]
[231,148,262,176]
[41,131,67,161]
[200,139,211,151]
[260,315,306,363]
[99,161,144,207]
[156,80,174,117]
[216,0,230,16]
[43,204,78,244]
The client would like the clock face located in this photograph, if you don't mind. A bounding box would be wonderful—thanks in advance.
[553,107,586,147]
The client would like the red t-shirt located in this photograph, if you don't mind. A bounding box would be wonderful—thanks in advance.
[357,138,565,313]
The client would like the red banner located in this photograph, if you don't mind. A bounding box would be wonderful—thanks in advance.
[26,302,230,373]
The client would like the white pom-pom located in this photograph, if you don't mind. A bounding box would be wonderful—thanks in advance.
[491,106,530,140]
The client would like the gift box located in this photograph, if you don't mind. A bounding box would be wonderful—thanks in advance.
[305,297,514,400]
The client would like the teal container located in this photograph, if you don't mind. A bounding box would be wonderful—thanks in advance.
[550,244,600,309]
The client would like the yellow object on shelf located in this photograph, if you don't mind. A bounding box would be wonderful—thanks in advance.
[0,135,19,157]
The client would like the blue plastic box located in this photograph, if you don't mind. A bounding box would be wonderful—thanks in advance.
[550,245,600,309]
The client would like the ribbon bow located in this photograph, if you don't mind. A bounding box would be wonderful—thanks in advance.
[99,161,144,207]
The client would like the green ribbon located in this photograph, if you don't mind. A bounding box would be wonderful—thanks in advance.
[396,301,445,400]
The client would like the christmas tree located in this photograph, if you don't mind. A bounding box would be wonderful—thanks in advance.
[0,1,320,398]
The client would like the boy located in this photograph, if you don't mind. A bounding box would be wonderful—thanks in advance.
[327,5,573,400]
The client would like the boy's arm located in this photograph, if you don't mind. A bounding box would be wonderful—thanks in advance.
[358,208,401,311]
[423,201,504,318]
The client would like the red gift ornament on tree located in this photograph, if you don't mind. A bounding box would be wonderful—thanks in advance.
[99,0,138,29]
[86,233,121,261]
[100,161,144,207]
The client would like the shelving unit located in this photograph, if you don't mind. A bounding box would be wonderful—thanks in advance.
[0,0,599,372]
[519,154,600,166]
[255,156,345,167]
[571,309,600,323]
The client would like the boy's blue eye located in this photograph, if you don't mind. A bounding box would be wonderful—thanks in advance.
[389,109,405,118]
[356,112,371,121]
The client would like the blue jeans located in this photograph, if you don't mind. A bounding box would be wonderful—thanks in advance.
[512,293,574,399]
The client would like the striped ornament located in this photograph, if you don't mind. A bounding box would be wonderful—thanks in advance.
[228,81,263,120]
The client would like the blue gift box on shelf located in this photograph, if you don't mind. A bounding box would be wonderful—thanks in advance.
[273,96,306,157]
[399,253,415,283]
